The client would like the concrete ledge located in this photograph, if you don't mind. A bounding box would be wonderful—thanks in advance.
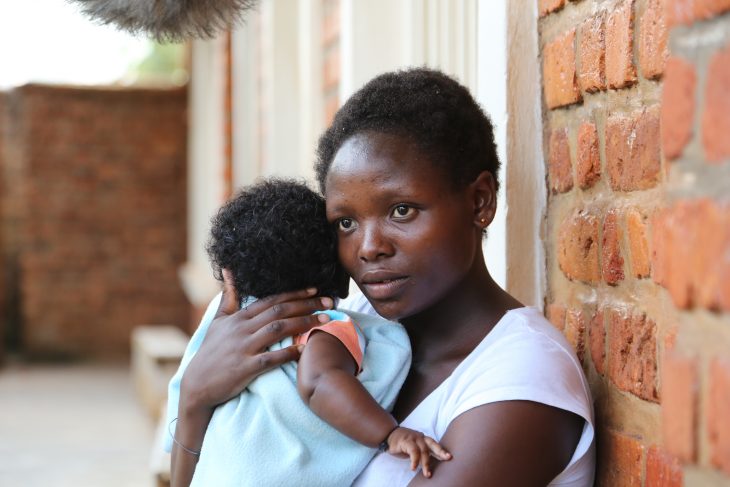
[131,325,188,421]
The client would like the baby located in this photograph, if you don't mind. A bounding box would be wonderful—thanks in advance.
[166,179,450,486]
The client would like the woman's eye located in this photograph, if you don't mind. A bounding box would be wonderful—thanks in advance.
[392,205,414,218]
[337,218,354,231]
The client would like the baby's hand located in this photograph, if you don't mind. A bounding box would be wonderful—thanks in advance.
[383,427,452,478]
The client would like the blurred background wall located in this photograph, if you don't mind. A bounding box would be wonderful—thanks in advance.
[0,85,188,359]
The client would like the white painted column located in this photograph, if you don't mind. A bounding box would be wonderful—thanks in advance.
[231,22,260,188]
[476,0,507,289]
[339,0,411,100]
[180,38,227,308]
[296,0,324,182]
[260,0,302,177]
[505,0,546,308]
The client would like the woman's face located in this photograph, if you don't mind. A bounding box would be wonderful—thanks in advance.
[324,131,482,321]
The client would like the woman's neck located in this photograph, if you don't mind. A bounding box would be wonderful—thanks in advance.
[400,261,522,369]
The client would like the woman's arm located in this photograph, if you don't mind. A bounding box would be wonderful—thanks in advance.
[407,400,583,486]
[170,271,334,487]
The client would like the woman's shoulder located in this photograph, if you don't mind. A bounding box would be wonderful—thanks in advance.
[466,306,586,379]
[436,306,593,429]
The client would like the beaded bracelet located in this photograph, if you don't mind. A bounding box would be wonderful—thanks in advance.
[168,418,201,456]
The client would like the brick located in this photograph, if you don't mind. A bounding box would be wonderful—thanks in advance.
[576,121,601,189]
[596,429,644,487]
[539,0,566,16]
[708,357,730,474]
[589,308,606,375]
[548,128,573,193]
[639,0,668,79]
[662,352,698,462]
[602,209,625,285]
[606,0,637,89]
[652,200,730,311]
[606,107,661,191]
[693,200,730,311]
[702,43,730,162]
[564,309,586,362]
[651,204,691,308]
[661,57,696,160]
[646,446,683,487]
[608,309,658,402]
[546,303,567,331]
[557,210,601,283]
[578,13,606,92]
[694,0,730,20]
[543,29,583,109]
[666,0,730,25]
[626,209,650,278]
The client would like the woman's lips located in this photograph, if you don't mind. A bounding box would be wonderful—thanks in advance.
[360,276,410,300]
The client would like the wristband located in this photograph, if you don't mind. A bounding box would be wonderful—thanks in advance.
[169,418,202,456]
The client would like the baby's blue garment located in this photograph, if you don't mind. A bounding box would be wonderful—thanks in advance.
[165,292,411,487]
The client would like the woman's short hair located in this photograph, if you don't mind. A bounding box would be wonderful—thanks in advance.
[315,68,500,193]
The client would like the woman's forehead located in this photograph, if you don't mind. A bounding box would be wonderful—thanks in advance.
[327,132,439,185]
[324,133,459,212]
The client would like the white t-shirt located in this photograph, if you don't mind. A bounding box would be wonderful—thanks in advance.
[339,293,596,487]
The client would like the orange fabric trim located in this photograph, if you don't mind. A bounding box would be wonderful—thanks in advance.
[295,320,364,372]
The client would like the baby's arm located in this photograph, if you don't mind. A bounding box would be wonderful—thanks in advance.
[297,331,451,477]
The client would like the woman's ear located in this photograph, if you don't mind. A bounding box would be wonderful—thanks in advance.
[471,171,497,230]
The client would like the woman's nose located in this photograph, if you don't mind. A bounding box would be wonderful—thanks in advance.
[357,223,394,262]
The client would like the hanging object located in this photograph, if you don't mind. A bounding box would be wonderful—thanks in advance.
[68,0,259,42]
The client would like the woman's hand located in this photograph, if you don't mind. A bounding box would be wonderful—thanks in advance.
[180,269,335,415]
[171,269,334,487]
[384,427,452,479]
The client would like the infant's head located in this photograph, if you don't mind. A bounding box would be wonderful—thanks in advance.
[207,178,349,302]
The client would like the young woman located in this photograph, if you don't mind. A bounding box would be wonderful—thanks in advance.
[171,68,595,486]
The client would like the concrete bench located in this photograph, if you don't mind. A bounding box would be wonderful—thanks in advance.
[131,325,189,421]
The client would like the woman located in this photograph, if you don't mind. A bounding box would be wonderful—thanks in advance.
[171,68,595,486]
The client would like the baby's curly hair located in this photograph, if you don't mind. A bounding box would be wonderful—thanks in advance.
[206,178,348,302]
[315,68,500,193]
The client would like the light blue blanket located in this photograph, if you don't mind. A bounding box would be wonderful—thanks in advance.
[165,293,411,487]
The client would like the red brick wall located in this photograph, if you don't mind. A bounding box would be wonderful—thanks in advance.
[540,0,730,484]
[1,84,189,359]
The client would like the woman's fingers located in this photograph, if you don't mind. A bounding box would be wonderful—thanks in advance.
[241,295,334,335]
[248,312,331,351]
[238,287,319,319]
[424,436,452,461]
[251,345,304,374]
[215,269,241,317]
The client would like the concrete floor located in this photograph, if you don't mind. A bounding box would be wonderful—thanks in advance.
[0,362,156,487]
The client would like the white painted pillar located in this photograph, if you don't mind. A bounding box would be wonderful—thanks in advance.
[180,38,227,308]
[477,0,507,289]
[339,0,411,100]
[505,0,546,308]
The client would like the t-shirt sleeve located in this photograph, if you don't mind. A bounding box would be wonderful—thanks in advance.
[295,315,366,373]
[440,321,593,433]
